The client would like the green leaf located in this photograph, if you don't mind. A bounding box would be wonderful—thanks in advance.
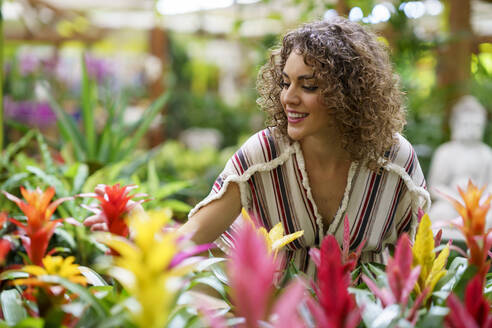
[82,162,126,193]
[366,262,388,286]
[167,306,199,328]
[416,305,448,328]
[370,304,401,328]
[120,91,170,160]
[187,273,228,300]
[356,292,384,327]
[97,95,117,163]
[72,163,89,194]
[159,199,192,213]
[47,90,86,161]
[485,273,492,300]
[35,132,56,175]
[1,130,36,168]
[0,172,29,190]
[107,97,129,162]
[12,317,44,328]
[0,271,29,281]
[210,260,229,286]
[81,54,97,160]
[147,160,159,195]
[431,290,449,302]
[54,228,76,248]
[435,256,468,293]
[38,275,108,318]
[118,147,159,178]
[89,286,114,299]
[92,313,129,328]
[0,289,27,326]
[349,286,375,300]
[452,265,478,300]
[155,181,191,199]
[25,165,67,195]
[78,266,108,286]
[194,257,226,272]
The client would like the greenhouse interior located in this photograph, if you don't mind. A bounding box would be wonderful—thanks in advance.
[0,0,492,327]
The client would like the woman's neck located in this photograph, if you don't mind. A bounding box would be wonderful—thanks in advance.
[300,132,351,169]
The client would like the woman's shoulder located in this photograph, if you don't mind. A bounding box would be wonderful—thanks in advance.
[237,127,292,163]
[385,133,420,175]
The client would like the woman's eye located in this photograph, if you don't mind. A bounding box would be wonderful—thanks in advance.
[303,86,318,91]
[281,82,290,89]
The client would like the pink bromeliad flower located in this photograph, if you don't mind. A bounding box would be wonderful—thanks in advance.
[362,233,427,324]
[445,274,492,328]
[307,235,362,328]
[2,187,71,266]
[227,220,306,328]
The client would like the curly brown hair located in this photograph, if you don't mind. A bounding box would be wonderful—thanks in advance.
[256,17,406,170]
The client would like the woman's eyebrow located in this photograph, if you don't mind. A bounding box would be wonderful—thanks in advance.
[282,71,315,80]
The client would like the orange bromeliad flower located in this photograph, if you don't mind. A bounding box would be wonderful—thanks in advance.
[2,187,71,266]
[445,181,492,275]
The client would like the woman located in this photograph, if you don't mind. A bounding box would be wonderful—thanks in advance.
[85,18,430,276]
[179,17,430,276]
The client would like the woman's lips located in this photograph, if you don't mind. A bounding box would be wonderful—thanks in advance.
[287,111,309,123]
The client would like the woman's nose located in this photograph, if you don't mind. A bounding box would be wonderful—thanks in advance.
[282,84,300,105]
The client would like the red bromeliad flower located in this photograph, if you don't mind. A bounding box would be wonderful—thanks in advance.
[0,212,12,267]
[444,181,492,275]
[0,211,7,227]
[307,235,361,328]
[0,239,11,266]
[309,216,365,283]
[309,216,366,280]
[444,274,492,328]
[80,184,148,237]
[2,187,71,266]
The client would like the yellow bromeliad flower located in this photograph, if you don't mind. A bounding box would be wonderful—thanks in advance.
[412,213,449,303]
[98,208,190,328]
[14,255,87,287]
[241,208,304,257]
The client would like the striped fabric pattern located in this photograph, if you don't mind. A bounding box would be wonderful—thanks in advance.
[189,128,430,277]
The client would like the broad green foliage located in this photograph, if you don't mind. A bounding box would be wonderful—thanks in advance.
[47,56,170,173]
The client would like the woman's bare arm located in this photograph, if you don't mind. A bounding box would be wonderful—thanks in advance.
[179,182,242,245]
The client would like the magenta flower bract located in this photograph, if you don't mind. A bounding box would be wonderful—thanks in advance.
[445,274,492,328]
[228,221,277,327]
[362,234,421,308]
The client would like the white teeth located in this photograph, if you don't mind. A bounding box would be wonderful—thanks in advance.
[287,112,308,119]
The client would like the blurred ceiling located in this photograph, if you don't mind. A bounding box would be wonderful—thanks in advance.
[3,0,492,41]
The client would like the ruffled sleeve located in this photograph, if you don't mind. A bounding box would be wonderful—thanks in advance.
[187,128,295,252]
[383,134,431,240]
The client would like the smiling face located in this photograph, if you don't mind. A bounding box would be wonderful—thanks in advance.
[280,52,334,142]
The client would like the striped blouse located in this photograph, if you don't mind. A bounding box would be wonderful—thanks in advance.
[189,128,430,277]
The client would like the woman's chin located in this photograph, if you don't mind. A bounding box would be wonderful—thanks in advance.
[287,127,304,141]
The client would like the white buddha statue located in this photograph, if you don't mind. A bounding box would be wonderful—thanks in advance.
[428,95,492,240]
